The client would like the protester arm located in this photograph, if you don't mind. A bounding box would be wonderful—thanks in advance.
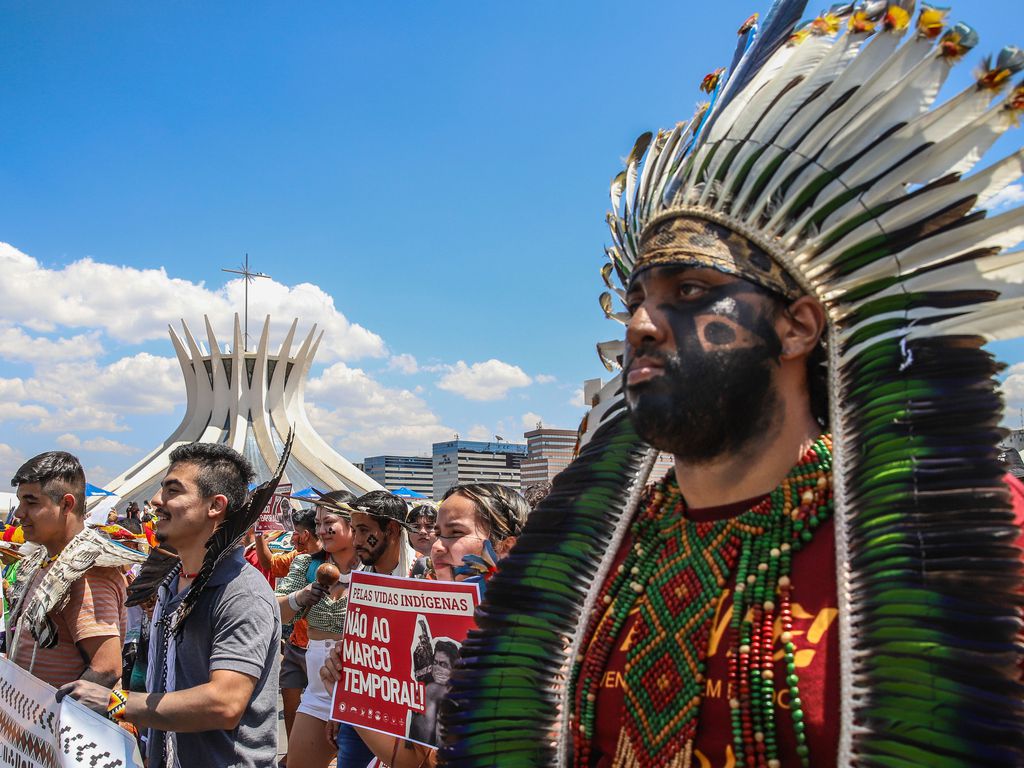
[253,533,274,571]
[271,550,297,578]
[274,553,325,622]
[68,569,127,687]
[55,670,258,731]
[77,635,123,687]
[355,727,437,768]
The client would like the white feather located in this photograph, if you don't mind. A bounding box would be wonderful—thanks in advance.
[806,148,1024,266]
[801,86,998,244]
[825,205,1024,290]
[745,32,935,225]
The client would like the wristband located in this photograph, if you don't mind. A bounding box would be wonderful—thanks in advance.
[107,688,129,721]
[288,591,301,611]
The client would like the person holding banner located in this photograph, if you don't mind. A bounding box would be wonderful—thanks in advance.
[321,482,527,768]
[57,442,282,768]
[7,451,129,690]
[276,489,363,768]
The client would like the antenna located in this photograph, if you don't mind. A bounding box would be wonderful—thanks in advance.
[222,254,272,351]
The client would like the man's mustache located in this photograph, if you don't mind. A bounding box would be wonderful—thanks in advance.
[623,347,677,375]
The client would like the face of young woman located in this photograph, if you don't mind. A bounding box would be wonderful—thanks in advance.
[315,506,353,555]
[408,513,437,557]
[429,493,489,582]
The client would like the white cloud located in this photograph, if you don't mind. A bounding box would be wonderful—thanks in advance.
[534,374,557,384]
[0,323,104,364]
[987,183,1024,213]
[436,359,533,401]
[522,412,544,430]
[56,434,137,455]
[388,353,419,374]
[0,443,25,488]
[306,362,454,458]
[0,243,384,362]
[16,352,181,433]
[1001,363,1024,413]
[32,353,179,412]
[465,424,492,441]
[569,387,587,408]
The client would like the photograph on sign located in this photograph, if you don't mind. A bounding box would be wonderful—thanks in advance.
[330,570,480,748]
[255,482,293,533]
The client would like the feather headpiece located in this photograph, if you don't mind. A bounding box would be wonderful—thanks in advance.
[442,2,1024,766]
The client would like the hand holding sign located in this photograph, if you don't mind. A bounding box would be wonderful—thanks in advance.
[330,571,480,748]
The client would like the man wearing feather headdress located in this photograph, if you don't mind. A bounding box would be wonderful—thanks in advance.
[439,3,1024,767]
[8,451,128,689]
[59,442,282,768]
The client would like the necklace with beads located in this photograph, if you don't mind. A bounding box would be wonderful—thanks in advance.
[569,435,833,768]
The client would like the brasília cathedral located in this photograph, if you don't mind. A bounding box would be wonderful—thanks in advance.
[102,314,381,504]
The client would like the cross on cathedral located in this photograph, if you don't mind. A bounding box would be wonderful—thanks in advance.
[222,253,271,351]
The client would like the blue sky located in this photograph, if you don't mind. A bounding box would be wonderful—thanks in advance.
[1,1,1023,484]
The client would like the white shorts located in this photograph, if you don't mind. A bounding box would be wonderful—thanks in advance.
[296,638,337,720]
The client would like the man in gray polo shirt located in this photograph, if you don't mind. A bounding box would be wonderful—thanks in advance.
[58,443,281,768]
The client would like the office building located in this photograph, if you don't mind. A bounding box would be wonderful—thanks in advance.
[362,455,434,498]
[520,427,577,491]
[432,440,527,499]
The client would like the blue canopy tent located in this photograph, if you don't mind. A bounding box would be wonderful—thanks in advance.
[391,486,427,499]
[85,482,116,497]
[85,482,121,525]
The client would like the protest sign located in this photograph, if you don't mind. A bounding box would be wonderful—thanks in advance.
[0,656,143,768]
[255,483,293,533]
[330,571,481,748]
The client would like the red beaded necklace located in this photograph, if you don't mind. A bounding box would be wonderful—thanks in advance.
[569,436,833,767]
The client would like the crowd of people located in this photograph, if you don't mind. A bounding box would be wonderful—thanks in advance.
[5,3,1024,766]
[3,444,532,768]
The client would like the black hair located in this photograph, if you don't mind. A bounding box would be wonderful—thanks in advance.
[352,490,408,529]
[167,442,255,518]
[434,639,460,662]
[405,503,437,526]
[523,482,552,511]
[291,506,318,534]
[11,451,87,518]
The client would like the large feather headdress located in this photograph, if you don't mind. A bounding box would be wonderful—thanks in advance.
[441,2,1024,766]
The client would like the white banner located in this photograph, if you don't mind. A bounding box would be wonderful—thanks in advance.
[0,656,143,768]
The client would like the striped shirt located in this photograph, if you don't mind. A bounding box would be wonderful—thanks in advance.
[12,565,127,687]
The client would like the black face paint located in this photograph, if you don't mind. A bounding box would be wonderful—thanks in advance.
[366,534,379,548]
[625,280,783,463]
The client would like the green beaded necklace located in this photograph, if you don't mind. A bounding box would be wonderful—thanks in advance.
[570,435,833,768]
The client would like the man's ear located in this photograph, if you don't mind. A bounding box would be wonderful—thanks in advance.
[208,494,230,521]
[776,295,827,361]
[61,493,77,516]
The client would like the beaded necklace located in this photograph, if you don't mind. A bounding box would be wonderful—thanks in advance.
[569,435,833,768]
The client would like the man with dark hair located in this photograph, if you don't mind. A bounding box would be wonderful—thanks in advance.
[349,489,415,577]
[7,451,128,688]
[59,442,281,768]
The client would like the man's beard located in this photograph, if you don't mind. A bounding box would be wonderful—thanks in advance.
[358,532,389,566]
[626,344,780,463]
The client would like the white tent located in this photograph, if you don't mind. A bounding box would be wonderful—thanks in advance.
[87,494,122,526]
